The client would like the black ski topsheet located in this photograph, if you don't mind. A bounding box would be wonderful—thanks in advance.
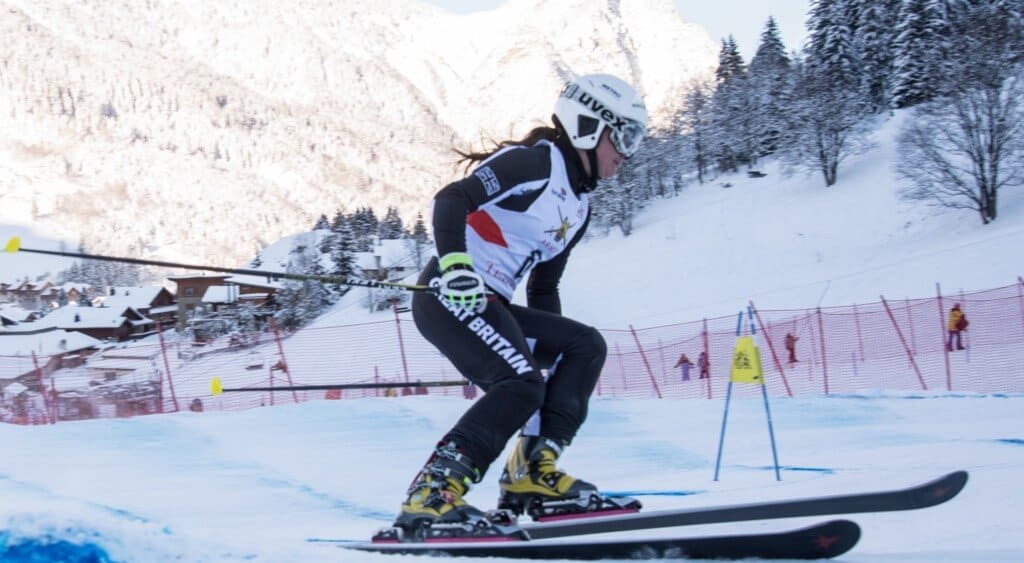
[340,519,860,560]
[524,470,966,540]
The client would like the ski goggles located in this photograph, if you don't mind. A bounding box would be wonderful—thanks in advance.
[609,119,646,159]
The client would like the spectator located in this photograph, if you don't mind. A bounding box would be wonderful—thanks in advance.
[785,332,799,364]
[674,353,694,381]
[189,398,204,412]
[697,351,710,379]
[947,304,968,351]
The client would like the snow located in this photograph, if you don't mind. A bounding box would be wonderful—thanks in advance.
[0,395,1021,561]
[2,110,1023,560]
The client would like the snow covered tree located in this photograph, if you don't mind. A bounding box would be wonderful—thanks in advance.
[782,60,876,187]
[329,221,358,295]
[272,243,333,329]
[678,79,715,183]
[807,0,861,90]
[748,17,793,158]
[710,36,756,172]
[405,212,432,270]
[897,1,1024,223]
[312,213,330,231]
[854,0,901,111]
[378,206,404,239]
[890,0,952,108]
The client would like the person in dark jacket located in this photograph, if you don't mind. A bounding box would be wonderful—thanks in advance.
[390,73,648,539]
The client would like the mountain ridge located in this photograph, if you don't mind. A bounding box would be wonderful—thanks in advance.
[1,0,716,268]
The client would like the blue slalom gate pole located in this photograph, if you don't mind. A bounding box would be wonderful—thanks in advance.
[761,383,781,481]
[712,380,733,481]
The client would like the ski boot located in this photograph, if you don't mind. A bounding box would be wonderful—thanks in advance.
[373,441,526,543]
[497,435,641,521]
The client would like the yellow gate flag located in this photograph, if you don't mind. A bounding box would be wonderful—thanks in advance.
[730,335,764,384]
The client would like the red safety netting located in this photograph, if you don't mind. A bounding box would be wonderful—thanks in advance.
[3,280,1023,424]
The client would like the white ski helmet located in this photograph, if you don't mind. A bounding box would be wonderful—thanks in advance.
[554,73,648,158]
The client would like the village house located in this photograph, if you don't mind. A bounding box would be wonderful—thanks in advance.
[94,286,177,329]
[170,274,279,331]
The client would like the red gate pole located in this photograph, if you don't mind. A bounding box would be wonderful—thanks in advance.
[881,296,928,390]
[905,298,918,357]
[853,303,865,362]
[269,318,298,404]
[392,299,411,385]
[1018,277,1024,350]
[629,325,662,399]
[156,322,178,412]
[31,352,52,425]
[816,308,830,395]
[615,342,627,394]
[749,301,793,397]
[702,318,711,399]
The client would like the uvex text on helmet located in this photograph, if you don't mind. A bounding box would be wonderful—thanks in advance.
[554,73,648,158]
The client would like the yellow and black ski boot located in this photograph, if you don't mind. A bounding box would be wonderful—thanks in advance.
[375,441,525,543]
[497,436,640,521]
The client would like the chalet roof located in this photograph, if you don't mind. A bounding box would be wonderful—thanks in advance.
[0,328,101,357]
[224,275,282,290]
[25,304,144,330]
[202,285,240,304]
[95,286,171,311]
[166,274,230,282]
[0,304,35,323]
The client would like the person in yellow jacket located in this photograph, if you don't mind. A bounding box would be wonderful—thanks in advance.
[947,304,968,351]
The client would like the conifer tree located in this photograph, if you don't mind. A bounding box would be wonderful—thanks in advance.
[748,17,792,158]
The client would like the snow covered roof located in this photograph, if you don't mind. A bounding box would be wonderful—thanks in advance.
[86,357,155,371]
[0,328,101,356]
[224,275,282,290]
[22,304,144,330]
[202,286,241,303]
[94,286,170,310]
[0,303,35,323]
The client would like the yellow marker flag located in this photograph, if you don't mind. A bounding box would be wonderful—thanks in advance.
[730,335,764,384]
[3,237,21,253]
[210,377,223,396]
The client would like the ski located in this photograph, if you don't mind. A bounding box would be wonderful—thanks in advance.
[522,470,966,540]
[328,519,860,560]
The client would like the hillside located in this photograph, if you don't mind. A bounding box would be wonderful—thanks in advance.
[0,0,717,268]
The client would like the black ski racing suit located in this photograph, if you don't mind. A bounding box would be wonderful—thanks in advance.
[411,134,606,476]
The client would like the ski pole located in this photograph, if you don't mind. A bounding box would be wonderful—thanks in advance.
[3,236,437,293]
[209,377,468,394]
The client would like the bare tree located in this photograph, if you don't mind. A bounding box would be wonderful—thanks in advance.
[897,68,1024,223]
[783,64,875,187]
[897,0,1024,224]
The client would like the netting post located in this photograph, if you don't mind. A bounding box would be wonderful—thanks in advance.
[156,322,178,413]
[269,318,298,404]
[853,303,865,362]
[816,308,830,395]
[937,283,952,391]
[31,352,51,425]
[615,342,627,393]
[881,296,928,390]
[629,325,662,399]
[702,318,712,399]
[1018,276,1024,349]
[749,301,792,397]
[389,302,409,386]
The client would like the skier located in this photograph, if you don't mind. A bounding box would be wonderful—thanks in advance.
[389,73,648,539]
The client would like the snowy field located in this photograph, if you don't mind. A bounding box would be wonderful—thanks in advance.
[0,393,1022,561]
[3,103,1024,561]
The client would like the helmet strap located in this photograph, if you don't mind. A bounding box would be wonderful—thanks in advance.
[582,148,600,190]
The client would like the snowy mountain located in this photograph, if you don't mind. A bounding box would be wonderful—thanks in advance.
[0,0,717,268]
